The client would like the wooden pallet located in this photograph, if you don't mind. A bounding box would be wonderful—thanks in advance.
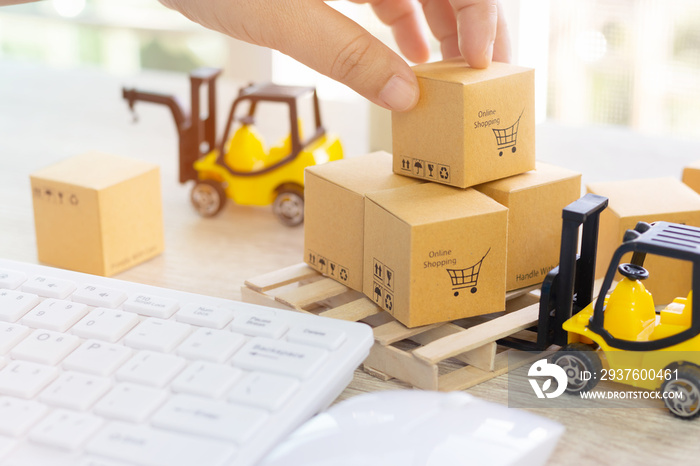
[242,263,550,391]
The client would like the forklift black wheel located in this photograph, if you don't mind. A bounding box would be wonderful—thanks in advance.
[661,364,700,419]
[552,343,602,393]
[191,180,226,217]
[618,263,649,281]
[273,185,304,227]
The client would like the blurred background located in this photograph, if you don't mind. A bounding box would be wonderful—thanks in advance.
[1,0,700,162]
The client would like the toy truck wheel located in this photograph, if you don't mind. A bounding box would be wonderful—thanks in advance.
[191,180,226,217]
[661,364,700,419]
[552,343,602,393]
[273,185,304,227]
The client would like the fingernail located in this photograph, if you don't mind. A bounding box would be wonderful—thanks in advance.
[379,75,418,112]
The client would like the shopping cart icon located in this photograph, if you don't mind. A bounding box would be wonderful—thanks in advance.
[492,110,523,156]
[446,248,490,297]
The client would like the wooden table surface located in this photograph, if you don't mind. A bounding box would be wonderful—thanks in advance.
[3,59,700,465]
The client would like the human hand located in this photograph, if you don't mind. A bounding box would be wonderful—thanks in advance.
[159,0,510,111]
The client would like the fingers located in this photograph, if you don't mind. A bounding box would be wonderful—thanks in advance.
[492,1,511,63]
[350,0,430,63]
[421,0,511,66]
[418,0,460,58]
[448,0,497,68]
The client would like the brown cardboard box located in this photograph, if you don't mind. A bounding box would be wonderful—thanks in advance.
[587,177,700,304]
[304,151,423,291]
[363,183,508,327]
[682,160,700,194]
[475,162,581,290]
[30,152,164,276]
[392,59,535,188]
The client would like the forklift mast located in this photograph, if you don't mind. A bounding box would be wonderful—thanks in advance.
[537,193,609,349]
[122,67,222,184]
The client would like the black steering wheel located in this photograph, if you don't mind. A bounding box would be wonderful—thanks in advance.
[618,263,649,281]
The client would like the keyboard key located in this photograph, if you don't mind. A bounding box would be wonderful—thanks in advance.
[152,394,269,444]
[124,318,192,352]
[21,275,76,299]
[0,290,40,322]
[0,268,27,289]
[39,371,112,410]
[176,327,245,363]
[176,303,234,329]
[29,409,103,451]
[230,312,288,339]
[71,284,128,308]
[71,308,139,343]
[11,329,80,365]
[86,422,236,466]
[62,340,132,377]
[0,360,58,398]
[21,298,89,332]
[171,361,242,398]
[123,294,179,318]
[228,372,299,411]
[287,325,347,350]
[0,322,30,355]
[116,351,185,388]
[231,337,328,379]
[94,383,167,423]
[0,397,48,436]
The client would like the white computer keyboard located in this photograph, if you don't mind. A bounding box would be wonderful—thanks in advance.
[0,258,374,466]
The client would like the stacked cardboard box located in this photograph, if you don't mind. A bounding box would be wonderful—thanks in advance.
[305,59,581,327]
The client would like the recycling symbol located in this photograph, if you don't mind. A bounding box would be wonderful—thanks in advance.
[439,167,449,180]
[385,293,393,311]
[339,268,348,282]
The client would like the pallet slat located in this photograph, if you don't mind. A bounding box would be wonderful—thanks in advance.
[244,263,318,292]
[275,278,348,310]
[319,298,381,321]
[412,302,540,364]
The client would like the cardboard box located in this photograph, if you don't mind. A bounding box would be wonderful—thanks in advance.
[30,152,164,276]
[682,159,700,194]
[392,59,535,188]
[304,151,423,291]
[587,177,700,304]
[363,183,508,327]
[475,162,581,290]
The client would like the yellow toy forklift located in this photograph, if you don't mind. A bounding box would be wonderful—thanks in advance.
[122,68,343,226]
[535,193,700,418]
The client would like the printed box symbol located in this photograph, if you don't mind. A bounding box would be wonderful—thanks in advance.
[413,159,425,177]
[329,261,338,278]
[384,292,394,311]
[372,281,383,304]
[339,267,348,282]
[426,163,437,180]
[317,256,328,274]
[373,259,384,282]
[400,157,411,171]
[438,165,450,183]
[385,267,395,291]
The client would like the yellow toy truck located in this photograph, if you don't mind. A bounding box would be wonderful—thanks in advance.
[122,68,343,226]
[536,194,700,418]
